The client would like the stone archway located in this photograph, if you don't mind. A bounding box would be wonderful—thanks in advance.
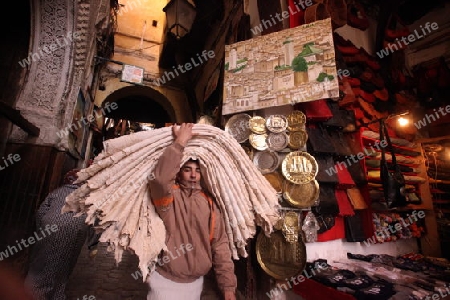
[101,85,177,126]
[11,0,82,146]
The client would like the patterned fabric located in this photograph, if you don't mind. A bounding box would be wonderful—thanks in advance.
[24,184,89,300]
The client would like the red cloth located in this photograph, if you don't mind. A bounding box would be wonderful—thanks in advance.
[296,99,333,122]
[293,278,356,300]
[317,216,345,242]
[336,190,355,216]
[288,0,305,27]
[336,165,355,189]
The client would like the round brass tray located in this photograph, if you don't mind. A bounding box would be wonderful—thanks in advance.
[287,110,306,132]
[288,130,308,149]
[253,151,279,174]
[256,230,307,280]
[267,132,289,152]
[263,172,283,193]
[266,115,288,133]
[283,179,320,208]
[249,133,268,151]
[281,151,318,184]
[249,116,267,134]
[224,113,251,143]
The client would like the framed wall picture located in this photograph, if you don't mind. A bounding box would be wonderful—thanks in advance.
[222,18,338,115]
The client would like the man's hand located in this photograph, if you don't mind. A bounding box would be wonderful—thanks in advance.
[223,290,236,300]
[172,123,195,147]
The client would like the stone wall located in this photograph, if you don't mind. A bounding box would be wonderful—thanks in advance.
[66,242,148,300]
[66,241,244,300]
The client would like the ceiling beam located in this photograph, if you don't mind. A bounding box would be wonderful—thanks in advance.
[0,102,40,137]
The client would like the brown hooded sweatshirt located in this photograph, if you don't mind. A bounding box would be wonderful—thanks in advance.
[149,142,237,293]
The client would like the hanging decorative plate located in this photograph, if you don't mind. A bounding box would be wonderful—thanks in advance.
[249,133,268,151]
[281,211,300,243]
[287,110,306,132]
[288,130,308,149]
[282,179,319,208]
[224,113,251,143]
[256,230,307,280]
[249,116,267,134]
[253,151,279,174]
[263,172,283,193]
[266,115,288,133]
[281,151,318,184]
[267,132,289,152]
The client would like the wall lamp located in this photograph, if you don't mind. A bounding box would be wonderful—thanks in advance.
[163,0,197,39]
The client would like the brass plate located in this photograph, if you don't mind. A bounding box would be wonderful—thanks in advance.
[263,172,283,193]
[224,113,251,143]
[266,115,288,133]
[256,230,307,280]
[282,211,300,243]
[274,218,284,231]
[283,179,320,208]
[284,211,299,227]
[253,151,279,174]
[249,116,267,134]
[267,132,289,152]
[287,110,306,132]
[281,151,318,184]
[288,130,308,149]
[249,133,268,151]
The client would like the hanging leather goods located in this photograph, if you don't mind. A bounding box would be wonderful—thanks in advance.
[346,187,368,210]
[306,124,335,155]
[315,155,338,183]
[312,183,340,215]
[345,211,367,242]
[379,119,407,208]
[323,101,347,129]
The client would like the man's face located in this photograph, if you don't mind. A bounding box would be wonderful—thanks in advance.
[178,160,201,185]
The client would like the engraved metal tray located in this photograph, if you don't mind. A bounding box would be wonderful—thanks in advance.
[253,150,279,174]
[224,113,251,143]
[281,151,318,184]
[283,179,320,208]
[256,230,307,280]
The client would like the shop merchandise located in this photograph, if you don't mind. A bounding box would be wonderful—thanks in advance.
[379,119,408,208]
[295,256,450,299]
[218,12,448,299]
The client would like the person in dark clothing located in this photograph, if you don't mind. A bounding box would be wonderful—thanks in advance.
[24,168,99,300]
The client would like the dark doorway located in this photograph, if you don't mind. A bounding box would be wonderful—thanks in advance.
[104,96,171,128]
